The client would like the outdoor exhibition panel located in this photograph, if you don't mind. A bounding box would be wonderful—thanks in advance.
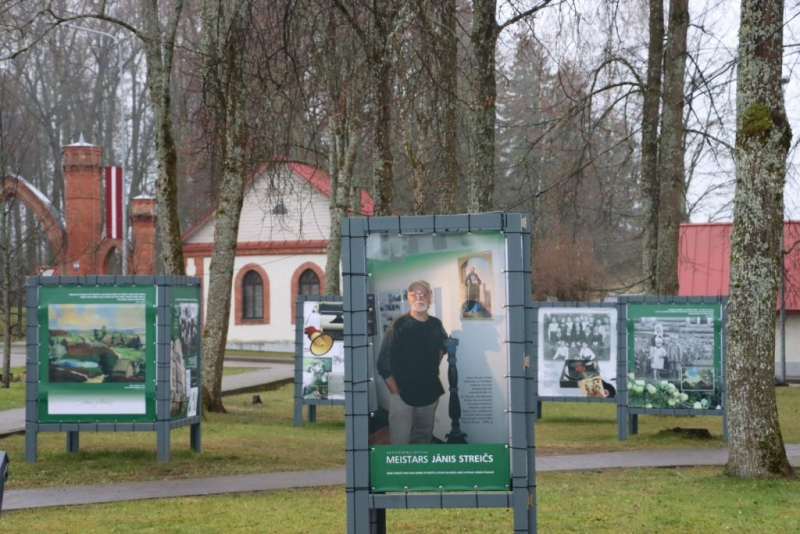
[533,301,622,406]
[342,213,536,533]
[25,275,202,463]
[294,294,347,425]
[617,295,727,440]
[532,297,727,441]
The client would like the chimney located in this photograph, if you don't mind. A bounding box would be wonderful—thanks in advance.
[62,138,103,275]
[130,196,157,274]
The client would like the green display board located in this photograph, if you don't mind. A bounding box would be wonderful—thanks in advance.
[37,285,157,423]
[626,302,723,410]
[301,300,345,401]
[343,213,535,533]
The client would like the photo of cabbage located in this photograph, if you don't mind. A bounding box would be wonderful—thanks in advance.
[627,303,722,410]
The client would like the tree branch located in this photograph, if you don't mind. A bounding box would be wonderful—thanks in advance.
[497,0,556,34]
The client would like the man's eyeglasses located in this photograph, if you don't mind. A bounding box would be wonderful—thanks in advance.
[409,290,429,298]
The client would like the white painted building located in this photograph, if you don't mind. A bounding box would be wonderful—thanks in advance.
[182,161,373,352]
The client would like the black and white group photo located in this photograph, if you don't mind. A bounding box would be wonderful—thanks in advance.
[631,316,716,383]
[538,308,617,398]
[542,312,613,361]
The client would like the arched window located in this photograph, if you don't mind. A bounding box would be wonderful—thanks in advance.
[242,270,264,319]
[298,269,320,296]
[290,263,324,324]
[273,200,288,215]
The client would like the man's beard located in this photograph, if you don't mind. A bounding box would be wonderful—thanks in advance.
[411,300,429,313]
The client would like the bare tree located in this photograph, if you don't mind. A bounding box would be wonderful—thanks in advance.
[435,0,460,214]
[199,0,253,413]
[0,72,35,387]
[397,2,437,215]
[496,30,642,300]
[319,1,365,295]
[0,92,14,386]
[0,188,13,388]
[395,0,461,215]
[654,0,688,295]
[332,0,400,216]
[138,0,186,274]
[467,0,553,213]
[640,0,663,294]
[725,0,794,478]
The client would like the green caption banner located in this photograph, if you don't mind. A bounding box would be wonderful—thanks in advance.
[370,443,510,492]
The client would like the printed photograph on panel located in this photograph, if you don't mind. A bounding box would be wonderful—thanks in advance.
[48,303,146,384]
[301,301,345,400]
[171,302,199,416]
[458,252,493,320]
[367,232,508,447]
[537,308,617,398]
[627,303,722,410]
[39,286,156,421]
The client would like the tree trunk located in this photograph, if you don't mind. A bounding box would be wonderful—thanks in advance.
[401,0,460,215]
[399,2,434,215]
[325,122,359,296]
[640,0,663,294]
[1,193,10,388]
[655,0,688,295]
[468,0,498,213]
[322,3,361,296]
[726,0,794,479]
[199,0,252,413]
[325,114,352,295]
[330,1,397,216]
[465,2,554,214]
[437,0,459,214]
[371,20,395,217]
[140,0,186,275]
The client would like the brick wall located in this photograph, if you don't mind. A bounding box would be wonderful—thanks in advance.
[63,143,102,275]
[130,197,157,274]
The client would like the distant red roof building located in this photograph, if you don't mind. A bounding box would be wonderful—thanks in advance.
[182,159,374,241]
[285,161,374,217]
[679,222,800,311]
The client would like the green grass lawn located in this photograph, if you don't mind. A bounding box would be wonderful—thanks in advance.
[0,310,25,339]
[1,468,798,532]
[225,349,293,360]
[2,384,800,490]
[0,366,24,410]
[1,381,799,532]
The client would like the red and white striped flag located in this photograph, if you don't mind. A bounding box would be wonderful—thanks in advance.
[104,166,124,239]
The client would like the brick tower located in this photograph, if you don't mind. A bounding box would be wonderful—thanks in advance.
[61,139,157,275]
[130,196,157,274]
[62,139,103,275]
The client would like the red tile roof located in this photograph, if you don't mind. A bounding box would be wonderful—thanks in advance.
[679,222,800,311]
[286,161,374,217]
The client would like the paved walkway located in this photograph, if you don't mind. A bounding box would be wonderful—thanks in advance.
[4,446,800,511]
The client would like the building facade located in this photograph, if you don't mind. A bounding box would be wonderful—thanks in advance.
[182,161,372,352]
